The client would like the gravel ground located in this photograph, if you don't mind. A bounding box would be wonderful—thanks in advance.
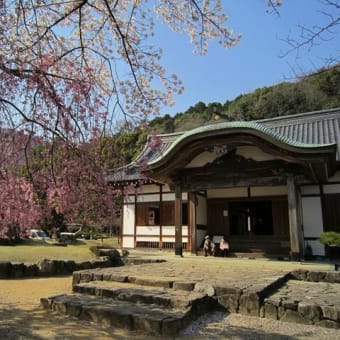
[180,312,340,339]
[1,276,340,339]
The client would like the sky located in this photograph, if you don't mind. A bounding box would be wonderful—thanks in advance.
[154,0,340,117]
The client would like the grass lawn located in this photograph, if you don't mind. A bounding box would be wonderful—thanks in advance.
[0,238,120,264]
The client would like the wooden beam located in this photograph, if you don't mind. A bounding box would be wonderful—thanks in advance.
[180,176,287,192]
[176,173,308,192]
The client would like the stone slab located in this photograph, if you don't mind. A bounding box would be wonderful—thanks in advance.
[41,293,199,336]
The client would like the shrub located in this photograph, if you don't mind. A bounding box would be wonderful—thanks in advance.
[319,232,340,246]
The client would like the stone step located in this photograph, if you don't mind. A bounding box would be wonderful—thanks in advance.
[72,268,197,291]
[41,291,219,336]
[196,250,289,259]
[73,280,208,309]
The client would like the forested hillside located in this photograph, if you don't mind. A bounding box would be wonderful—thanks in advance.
[150,64,340,133]
[224,65,340,121]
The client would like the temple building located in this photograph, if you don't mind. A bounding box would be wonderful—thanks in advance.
[106,108,340,260]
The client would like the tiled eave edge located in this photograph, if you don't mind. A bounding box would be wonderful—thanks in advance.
[147,122,337,169]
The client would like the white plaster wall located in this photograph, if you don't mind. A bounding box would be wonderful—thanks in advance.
[162,226,175,235]
[123,204,135,235]
[185,151,218,168]
[300,185,320,195]
[196,195,207,225]
[301,196,325,256]
[207,187,248,198]
[136,226,160,235]
[163,184,171,192]
[136,236,160,242]
[163,193,175,201]
[138,184,161,194]
[122,236,134,248]
[236,146,278,161]
[161,236,188,242]
[137,194,160,202]
[162,236,175,242]
[323,184,340,194]
[306,240,325,257]
[302,197,323,237]
[161,226,188,236]
[161,192,188,201]
[122,204,135,249]
[124,194,135,204]
[250,186,287,197]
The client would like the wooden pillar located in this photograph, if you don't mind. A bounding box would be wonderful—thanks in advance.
[159,184,163,250]
[134,193,137,248]
[174,183,183,256]
[119,188,124,248]
[189,192,197,255]
[296,184,304,253]
[287,175,302,260]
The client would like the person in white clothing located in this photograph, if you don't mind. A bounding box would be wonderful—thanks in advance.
[203,235,215,256]
[219,236,229,257]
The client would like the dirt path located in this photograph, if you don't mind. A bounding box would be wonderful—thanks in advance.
[1,276,340,339]
[0,277,147,339]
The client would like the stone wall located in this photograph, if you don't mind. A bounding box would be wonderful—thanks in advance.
[261,270,340,328]
[215,269,340,329]
[0,257,122,279]
[290,269,340,283]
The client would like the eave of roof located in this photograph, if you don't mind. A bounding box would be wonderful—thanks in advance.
[257,107,340,161]
[147,121,336,169]
[106,107,340,184]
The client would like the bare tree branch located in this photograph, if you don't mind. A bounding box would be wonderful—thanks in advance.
[280,0,339,63]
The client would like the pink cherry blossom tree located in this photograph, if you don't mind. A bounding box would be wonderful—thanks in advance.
[0,0,241,141]
[0,174,42,240]
[0,1,287,238]
[44,141,118,228]
[0,129,43,239]
[0,1,242,238]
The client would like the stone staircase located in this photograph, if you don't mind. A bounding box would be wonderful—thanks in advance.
[228,236,291,256]
[41,263,340,335]
[41,270,220,336]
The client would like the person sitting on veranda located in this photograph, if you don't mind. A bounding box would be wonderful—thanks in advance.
[203,235,215,256]
[219,236,229,257]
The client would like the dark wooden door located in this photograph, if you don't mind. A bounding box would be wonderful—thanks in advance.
[207,200,229,235]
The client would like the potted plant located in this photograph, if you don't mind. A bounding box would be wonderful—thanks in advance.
[319,232,340,260]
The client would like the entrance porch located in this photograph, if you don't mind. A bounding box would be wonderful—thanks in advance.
[203,193,290,256]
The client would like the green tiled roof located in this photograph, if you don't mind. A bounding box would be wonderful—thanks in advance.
[106,108,339,183]
[148,120,335,167]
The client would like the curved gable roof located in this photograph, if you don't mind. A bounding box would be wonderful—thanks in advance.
[148,121,335,169]
[106,107,340,185]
